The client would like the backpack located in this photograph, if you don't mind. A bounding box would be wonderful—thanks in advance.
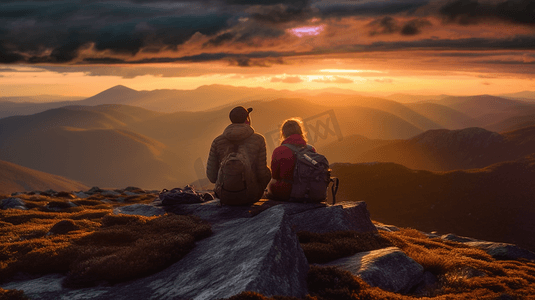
[283,144,340,204]
[215,143,259,205]
[158,185,211,206]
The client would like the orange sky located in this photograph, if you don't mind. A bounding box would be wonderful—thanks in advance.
[1,0,534,97]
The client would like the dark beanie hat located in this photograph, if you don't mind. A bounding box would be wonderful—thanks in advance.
[229,106,253,123]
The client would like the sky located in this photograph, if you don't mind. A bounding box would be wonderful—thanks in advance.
[1,0,534,97]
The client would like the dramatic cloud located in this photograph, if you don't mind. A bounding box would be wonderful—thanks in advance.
[439,0,535,26]
[367,17,432,36]
[1,0,534,69]
[314,0,431,18]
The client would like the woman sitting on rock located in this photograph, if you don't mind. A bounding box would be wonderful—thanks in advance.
[266,118,316,201]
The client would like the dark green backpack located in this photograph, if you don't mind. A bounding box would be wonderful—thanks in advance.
[283,144,339,204]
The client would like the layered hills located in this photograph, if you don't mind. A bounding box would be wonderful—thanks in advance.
[1,84,535,191]
[331,154,535,252]
[0,105,181,189]
[0,160,88,194]
[322,125,535,171]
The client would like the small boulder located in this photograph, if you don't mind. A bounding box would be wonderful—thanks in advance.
[73,191,90,199]
[56,192,76,199]
[101,190,121,197]
[1,197,27,210]
[322,247,424,294]
[45,201,77,211]
[441,233,480,243]
[48,220,80,235]
[374,222,400,232]
[87,187,103,194]
[466,241,535,261]
[124,186,145,194]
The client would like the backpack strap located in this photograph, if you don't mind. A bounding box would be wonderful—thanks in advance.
[330,177,339,205]
[282,143,312,153]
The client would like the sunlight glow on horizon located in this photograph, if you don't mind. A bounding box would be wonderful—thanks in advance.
[320,69,385,74]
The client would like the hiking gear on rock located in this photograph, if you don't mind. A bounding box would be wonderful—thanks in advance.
[283,144,339,204]
[158,185,207,205]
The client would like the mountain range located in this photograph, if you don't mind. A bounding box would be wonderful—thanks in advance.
[1,84,535,191]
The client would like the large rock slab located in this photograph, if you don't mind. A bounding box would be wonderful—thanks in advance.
[2,205,309,300]
[288,201,377,233]
[139,205,309,300]
[165,199,253,225]
[322,247,424,294]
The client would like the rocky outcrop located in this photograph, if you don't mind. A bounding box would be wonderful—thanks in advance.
[152,199,376,234]
[0,197,27,210]
[2,205,310,300]
[466,241,535,261]
[135,205,309,300]
[321,247,424,294]
[441,233,535,261]
[288,201,377,233]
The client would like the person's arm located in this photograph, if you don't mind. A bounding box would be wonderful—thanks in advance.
[257,136,272,188]
[206,140,220,183]
[271,148,281,180]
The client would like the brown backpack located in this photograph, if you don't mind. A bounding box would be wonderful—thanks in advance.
[215,143,260,205]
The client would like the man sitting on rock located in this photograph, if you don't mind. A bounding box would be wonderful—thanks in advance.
[206,106,271,205]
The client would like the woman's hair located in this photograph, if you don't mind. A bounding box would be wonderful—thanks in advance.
[279,118,308,144]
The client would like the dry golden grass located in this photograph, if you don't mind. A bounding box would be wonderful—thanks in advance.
[297,231,392,264]
[0,191,212,290]
[0,287,30,300]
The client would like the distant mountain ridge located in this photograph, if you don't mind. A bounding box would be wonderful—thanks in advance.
[343,126,535,171]
[331,154,535,252]
[0,160,88,194]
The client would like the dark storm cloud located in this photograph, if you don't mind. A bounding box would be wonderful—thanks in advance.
[248,2,313,24]
[439,0,535,26]
[203,25,284,48]
[367,17,431,36]
[2,0,534,67]
[400,18,432,35]
[35,65,211,78]
[0,1,233,63]
[368,17,399,36]
[315,0,431,18]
